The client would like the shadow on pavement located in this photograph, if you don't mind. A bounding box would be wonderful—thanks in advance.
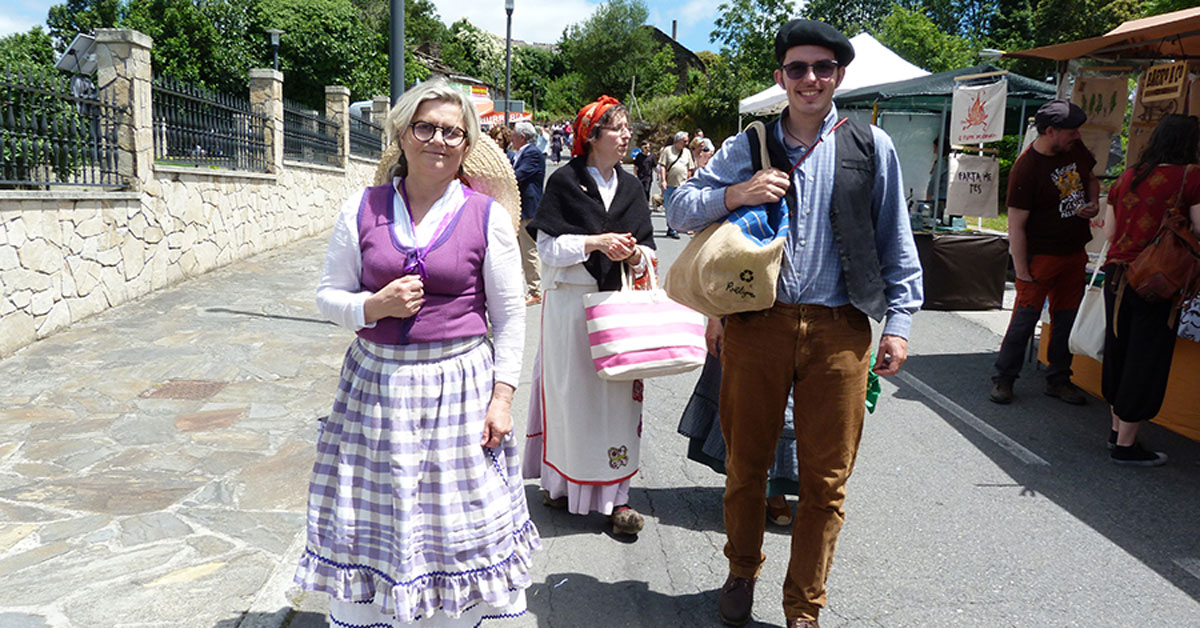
[212,609,325,628]
[527,572,781,628]
[897,351,1200,604]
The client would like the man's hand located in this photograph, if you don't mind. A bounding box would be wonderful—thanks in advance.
[725,168,789,210]
[873,335,909,376]
[1076,201,1099,220]
[481,383,515,449]
[704,317,724,356]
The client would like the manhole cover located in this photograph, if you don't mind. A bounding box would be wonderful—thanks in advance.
[140,380,227,400]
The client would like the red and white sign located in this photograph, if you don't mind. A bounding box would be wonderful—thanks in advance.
[481,111,532,126]
[951,80,1007,145]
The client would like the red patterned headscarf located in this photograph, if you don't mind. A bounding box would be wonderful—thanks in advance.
[572,95,622,157]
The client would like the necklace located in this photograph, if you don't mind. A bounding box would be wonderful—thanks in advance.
[782,117,813,147]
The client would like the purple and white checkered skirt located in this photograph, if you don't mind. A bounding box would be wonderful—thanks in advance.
[295,335,541,625]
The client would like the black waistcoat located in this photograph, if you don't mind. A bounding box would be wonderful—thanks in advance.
[747,117,887,321]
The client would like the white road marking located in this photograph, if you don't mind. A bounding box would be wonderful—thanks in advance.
[896,371,1051,466]
[1174,558,1200,582]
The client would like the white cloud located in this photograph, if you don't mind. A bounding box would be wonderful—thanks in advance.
[0,13,41,38]
[432,0,601,45]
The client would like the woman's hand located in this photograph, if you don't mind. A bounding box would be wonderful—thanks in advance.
[481,383,515,448]
[586,232,638,261]
[363,275,424,324]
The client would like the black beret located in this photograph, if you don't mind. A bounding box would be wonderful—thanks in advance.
[774,19,855,67]
[1035,99,1087,130]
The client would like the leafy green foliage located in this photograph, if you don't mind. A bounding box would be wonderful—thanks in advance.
[877,4,978,73]
[801,0,896,36]
[46,0,122,51]
[559,0,657,101]
[710,0,795,82]
[442,18,504,85]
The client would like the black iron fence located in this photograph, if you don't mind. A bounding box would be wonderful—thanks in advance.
[1,64,126,189]
[349,113,382,160]
[152,76,270,172]
[283,99,340,166]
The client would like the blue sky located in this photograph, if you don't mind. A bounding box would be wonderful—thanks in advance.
[2,0,807,54]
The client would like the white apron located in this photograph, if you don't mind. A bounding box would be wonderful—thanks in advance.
[538,280,643,484]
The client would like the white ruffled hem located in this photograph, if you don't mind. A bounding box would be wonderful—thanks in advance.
[330,589,526,627]
[539,463,631,516]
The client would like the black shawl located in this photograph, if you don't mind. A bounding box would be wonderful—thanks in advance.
[527,155,655,291]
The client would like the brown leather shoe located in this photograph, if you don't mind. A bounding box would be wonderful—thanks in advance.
[718,573,754,626]
[787,619,819,628]
[608,505,644,535]
[766,495,792,526]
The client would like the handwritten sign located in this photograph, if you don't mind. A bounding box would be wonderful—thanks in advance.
[947,153,999,217]
[1142,61,1188,103]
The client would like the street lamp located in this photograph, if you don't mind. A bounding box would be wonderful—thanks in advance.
[504,0,513,126]
[266,29,283,71]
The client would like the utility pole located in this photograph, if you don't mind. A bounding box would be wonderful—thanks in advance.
[390,0,405,104]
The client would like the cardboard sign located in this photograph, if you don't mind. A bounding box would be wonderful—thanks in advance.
[951,80,1007,145]
[1071,76,1128,132]
[947,153,999,217]
[1128,67,1196,164]
[1142,61,1188,103]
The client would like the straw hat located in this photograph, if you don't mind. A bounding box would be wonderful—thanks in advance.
[373,134,522,236]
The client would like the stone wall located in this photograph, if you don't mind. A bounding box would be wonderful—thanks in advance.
[0,28,387,357]
[0,158,376,356]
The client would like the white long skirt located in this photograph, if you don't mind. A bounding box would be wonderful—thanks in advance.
[522,282,642,516]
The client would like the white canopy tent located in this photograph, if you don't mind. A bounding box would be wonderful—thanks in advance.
[737,33,930,119]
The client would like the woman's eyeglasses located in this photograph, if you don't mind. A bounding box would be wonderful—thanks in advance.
[780,60,839,81]
[409,121,467,146]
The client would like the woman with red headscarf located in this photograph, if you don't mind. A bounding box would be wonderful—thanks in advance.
[523,96,656,536]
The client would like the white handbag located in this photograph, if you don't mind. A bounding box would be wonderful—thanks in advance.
[1068,240,1109,362]
[583,264,707,381]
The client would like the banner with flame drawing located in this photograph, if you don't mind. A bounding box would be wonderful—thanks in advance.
[951,80,1007,145]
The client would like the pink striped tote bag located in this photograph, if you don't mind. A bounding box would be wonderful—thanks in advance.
[583,264,707,381]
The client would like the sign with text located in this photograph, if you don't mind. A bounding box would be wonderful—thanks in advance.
[1142,61,1188,103]
[951,80,1007,145]
[947,153,999,217]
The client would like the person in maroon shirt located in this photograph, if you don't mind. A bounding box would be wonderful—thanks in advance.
[990,100,1100,405]
[1100,114,1200,466]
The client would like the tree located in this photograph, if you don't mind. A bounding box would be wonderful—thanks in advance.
[122,0,225,86]
[441,19,504,86]
[559,0,657,102]
[710,0,795,84]
[801,0,895,36]
[0,27,58,68]
[46,0,122,51]
[877,4,978,73]
[254,0,388,106]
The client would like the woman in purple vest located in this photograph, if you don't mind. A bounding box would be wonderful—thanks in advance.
[295,79,540,627]
[523,96,656,537]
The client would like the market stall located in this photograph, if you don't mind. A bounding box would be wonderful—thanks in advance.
[1008,6,1200,441]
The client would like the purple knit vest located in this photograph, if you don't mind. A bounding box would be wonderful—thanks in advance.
[355,182,491,345]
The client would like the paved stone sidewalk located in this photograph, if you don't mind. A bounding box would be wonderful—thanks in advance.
[0,235,342,627]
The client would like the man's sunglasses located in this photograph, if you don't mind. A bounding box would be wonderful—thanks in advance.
[780,60,839,80]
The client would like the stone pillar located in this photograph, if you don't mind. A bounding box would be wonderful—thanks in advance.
[249,69,284,173]
[326,85,350,168]
[373,95,391,150]
[93,29,153,191]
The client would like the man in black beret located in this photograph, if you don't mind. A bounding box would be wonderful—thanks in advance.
[667,18,923,628]
[990,99,1098,406]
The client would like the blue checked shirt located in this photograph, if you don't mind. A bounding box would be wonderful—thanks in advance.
[667,106,923,339]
